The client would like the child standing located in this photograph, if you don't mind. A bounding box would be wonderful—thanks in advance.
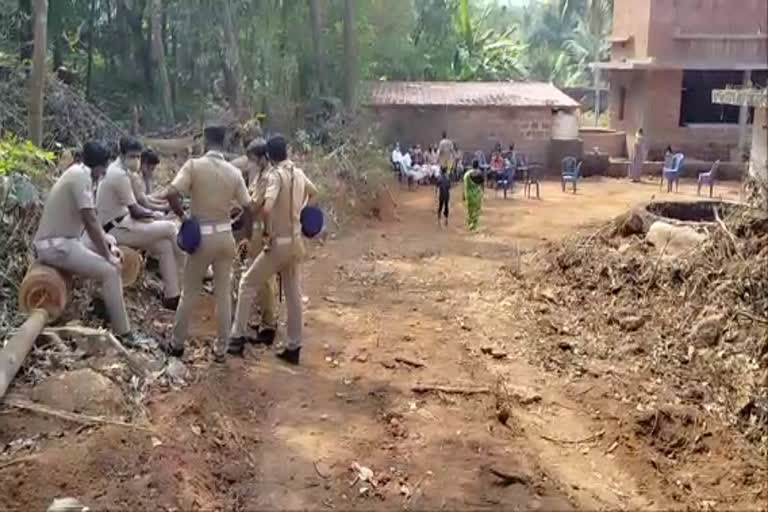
[436,167,451,227]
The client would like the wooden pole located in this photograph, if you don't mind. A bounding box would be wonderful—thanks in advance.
[0,309,48,399]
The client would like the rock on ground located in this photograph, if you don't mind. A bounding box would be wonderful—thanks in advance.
[646,221,707,257]
[688,314,727,348]
[31,369,128,417]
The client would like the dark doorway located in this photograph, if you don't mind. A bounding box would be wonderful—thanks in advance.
[679,70,768,126]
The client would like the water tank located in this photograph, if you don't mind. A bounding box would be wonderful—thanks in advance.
[551,110,579,140]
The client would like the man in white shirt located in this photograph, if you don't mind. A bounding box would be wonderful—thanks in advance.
[391,143,403,167]
[34,141,134,344]
[96,137,181,310]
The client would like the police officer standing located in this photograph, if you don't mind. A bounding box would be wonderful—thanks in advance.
[229,138,278,354]
[231,135,317,365]
[164,124,253,362]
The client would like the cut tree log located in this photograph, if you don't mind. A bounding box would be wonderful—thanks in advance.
[18,263,69,321]
[0,309,49,399]
[119,246,143,287]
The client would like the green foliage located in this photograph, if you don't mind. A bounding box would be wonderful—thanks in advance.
[3,0,611,132]
[0,135,55,177]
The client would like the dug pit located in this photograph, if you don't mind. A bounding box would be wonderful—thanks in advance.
[645,200,743,224]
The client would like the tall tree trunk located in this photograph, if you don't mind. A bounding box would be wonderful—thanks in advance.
[86,0,96,99]
[28,0,47,146]
[149,0,174,124]
[220,0,243,119]
[343,0,357,108]
[52,34,64,71]
[18,0,33,61]
[309,0,325,96]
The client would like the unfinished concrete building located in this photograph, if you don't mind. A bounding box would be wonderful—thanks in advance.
[596,0,768,161]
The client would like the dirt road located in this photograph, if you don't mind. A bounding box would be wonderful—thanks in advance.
[2,178,760,511]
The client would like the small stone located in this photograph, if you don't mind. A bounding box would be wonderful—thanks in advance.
[689,314,726,348]
[618,315,645,332]
[31,369,127,418]
[497,408,510,425]
[47,498,90,512]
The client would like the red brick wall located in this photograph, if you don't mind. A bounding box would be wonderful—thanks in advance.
[611,0,653,59]
[648,0,768,63]
[580,129,627,157]
[369,106,556,163]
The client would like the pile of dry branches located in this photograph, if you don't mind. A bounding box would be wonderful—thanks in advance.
[524,204,768,450]
[0,66,126,149]
[295,111,392,228]
[0,193,44,337]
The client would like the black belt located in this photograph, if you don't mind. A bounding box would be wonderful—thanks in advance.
[103,214,126,233]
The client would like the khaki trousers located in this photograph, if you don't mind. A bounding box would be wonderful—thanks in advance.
[111,219,181,298]
[36,239,131,335]
[232,242,302,349]
[233,226,277,330]
[172,231,235,356]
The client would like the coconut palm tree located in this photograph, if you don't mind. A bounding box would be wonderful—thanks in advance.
[565,0,612,123]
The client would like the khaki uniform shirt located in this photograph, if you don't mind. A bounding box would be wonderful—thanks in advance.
[171,151,250,223]
[264,160,317,238]
[96,159,136,225]
[35,163,95,242]
[130,172,149,206]
[231,155,257,187]
[437,138,455,168]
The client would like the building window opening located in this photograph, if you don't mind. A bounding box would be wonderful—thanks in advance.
[679,70,768,126]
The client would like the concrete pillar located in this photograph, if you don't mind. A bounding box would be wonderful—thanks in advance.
[748,107,767,210]
[737,69,753,161]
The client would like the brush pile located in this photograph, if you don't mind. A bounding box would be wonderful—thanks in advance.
[0,66,126,149]
[520,202,768,453]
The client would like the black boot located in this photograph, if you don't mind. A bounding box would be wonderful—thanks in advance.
[256,328,276,346]
[162,295,180,311]
[276,347,301,365]
[116,331,138,349]
[163,341,184,358]
[227,337,247,356]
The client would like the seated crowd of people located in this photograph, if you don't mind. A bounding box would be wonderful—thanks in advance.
[390,139,526,191]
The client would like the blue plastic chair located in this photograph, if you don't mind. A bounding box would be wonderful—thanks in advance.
[663,153,685,192]
[698,160,720,198]
[496,159,517,199]
[524,164,543,199]
[561,157,582,193]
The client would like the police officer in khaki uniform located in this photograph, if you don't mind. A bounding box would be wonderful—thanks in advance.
[96,137,181,310]
[232,135,317,365]
[228,139,278,354]
[34,141,135,344]
[165,124,253,362]
[131,149,169,213]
